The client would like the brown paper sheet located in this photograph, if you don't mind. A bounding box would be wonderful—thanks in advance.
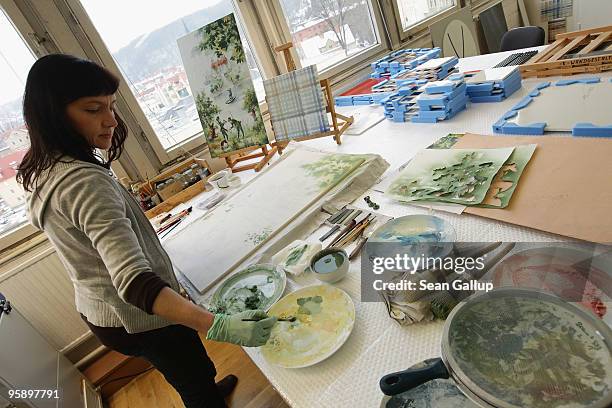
[454,134,612,244]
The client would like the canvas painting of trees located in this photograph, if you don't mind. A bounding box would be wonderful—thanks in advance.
[177,14,268,157]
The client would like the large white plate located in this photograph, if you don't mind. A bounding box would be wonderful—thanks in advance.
[261,284,355,368]
[210,264,286,315]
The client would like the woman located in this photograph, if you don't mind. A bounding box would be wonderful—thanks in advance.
[18,54,276,408]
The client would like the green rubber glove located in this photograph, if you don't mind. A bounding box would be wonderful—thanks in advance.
[206,310,277,347]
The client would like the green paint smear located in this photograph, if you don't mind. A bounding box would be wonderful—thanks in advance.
[212,285,267,315]
[301,154,365,190]
[285,244,308,266]
[296,296,323,315]
[245,228,272,245]
[428,133,465,149]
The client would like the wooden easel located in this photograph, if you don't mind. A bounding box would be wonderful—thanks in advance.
[221,144,277,172]
[271,42,354,151]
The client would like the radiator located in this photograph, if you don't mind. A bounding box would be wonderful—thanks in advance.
[0,240,89,352]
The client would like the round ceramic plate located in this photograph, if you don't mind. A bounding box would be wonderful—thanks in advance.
[368,215,456,262]
[261,284,355,368]
[380,358,479,408]
[444,288,612,408]
[210,264,286,315]
[490,246,611,325]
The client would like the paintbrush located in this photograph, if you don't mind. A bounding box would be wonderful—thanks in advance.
[336,216,374,248]
[328,213,370,248]
[159,218,183,239]
[242,316,296,322]
[349,217,379,260]
[156,206,192,233]
[429,242,515,319]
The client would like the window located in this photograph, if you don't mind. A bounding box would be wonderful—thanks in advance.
[78,0,265,151]
[0,7,35,237]
[278,0,381,71]
[396,0,456,31]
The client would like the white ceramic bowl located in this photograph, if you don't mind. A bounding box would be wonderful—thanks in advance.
[310,248,349,283]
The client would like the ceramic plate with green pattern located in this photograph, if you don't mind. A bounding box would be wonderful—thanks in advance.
[261,284,355,368]
[445,288,612,408]
[380,288,612,407]
[210,264,286,315]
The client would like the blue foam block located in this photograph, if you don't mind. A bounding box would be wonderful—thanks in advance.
[556,77,601,86]
[470,94,505,103]
[445,102,467,120]
[512,96,533,110]
[498,75,522,91]
[424,79,461,94]
[572,123,612,137]
[501,78,522,97]
[468,89,503,97]
[447,82,467,99]
[493,121,547,135]
[411,116,439,123]
[466,82,495,93]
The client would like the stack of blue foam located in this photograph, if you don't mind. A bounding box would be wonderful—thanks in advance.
[379,82,423,122]
[370,48,441,78]
[391,56,459,87]
[335,91,392,106]
[465,67,522,103]
[408,73,468,123]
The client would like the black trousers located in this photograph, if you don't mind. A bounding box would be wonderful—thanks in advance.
[90,323,226,408]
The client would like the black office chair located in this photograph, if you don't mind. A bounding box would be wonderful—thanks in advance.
[500,26,546,52]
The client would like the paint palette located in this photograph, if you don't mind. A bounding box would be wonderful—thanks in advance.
[261,285,355,368]
[210,264,286,315]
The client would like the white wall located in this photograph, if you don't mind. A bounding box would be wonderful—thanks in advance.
[570,0,612,31]
[525,0,611,41]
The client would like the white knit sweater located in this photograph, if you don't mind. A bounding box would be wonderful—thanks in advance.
[27,159,180,333]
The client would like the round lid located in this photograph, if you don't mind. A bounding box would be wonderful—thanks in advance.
[443,288,612,408]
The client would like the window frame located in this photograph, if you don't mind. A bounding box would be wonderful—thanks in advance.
[390,0,461,42]
[252,0,392,81]
[62,0,204,165]
[0,0,46,252]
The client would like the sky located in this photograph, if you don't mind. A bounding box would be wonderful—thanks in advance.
[79,0,225,52]
[0,10,35,106]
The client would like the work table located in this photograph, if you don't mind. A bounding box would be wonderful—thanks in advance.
[161,46,611,407]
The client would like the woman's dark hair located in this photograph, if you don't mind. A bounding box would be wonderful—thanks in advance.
[17,54,127,192]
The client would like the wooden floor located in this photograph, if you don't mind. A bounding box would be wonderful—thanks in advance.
[106,335,289,408]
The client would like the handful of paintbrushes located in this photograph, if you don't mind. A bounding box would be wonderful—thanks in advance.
[319,206,389,260]
[156,206,192,238]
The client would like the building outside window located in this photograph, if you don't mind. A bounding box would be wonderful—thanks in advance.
[396,0,456,30]
[78,0,265,152]
[0,8,35,236]
[278,0,380,71]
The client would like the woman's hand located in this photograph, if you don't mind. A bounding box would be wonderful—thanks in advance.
[206,310,277,347]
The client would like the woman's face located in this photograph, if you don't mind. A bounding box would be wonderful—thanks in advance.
[65,94,118,150]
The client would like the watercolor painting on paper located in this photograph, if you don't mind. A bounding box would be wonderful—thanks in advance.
[178,14,268,157]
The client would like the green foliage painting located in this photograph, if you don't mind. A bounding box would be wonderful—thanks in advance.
[386,148,514,205]
[178,13,268,157]
[302,154,365,190]
[197,15,245,63]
